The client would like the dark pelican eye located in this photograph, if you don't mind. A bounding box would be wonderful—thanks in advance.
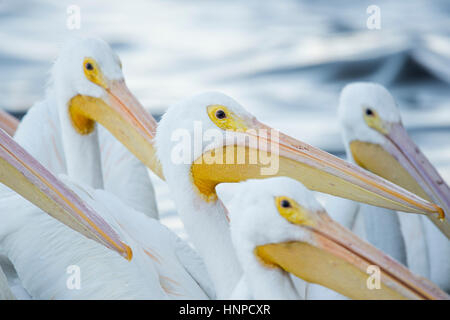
[280,199,291,208]
[215,109,226,119]
[85,62,94,71]
[365,108,374,116]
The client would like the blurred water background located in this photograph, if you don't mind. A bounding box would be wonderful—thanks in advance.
[1,0,449,239]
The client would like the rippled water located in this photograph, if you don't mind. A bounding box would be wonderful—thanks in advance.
[1,1,448,145]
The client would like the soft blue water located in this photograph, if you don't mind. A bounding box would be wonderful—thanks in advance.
[1,1,449,145]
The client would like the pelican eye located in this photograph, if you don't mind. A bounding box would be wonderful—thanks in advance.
[280,199,291,208]
[85,62,94,71]
[275,196,314,226]
[215,109,227,119]
[362,106,388,135]
[83,57,107,89]
[206,105,247,131]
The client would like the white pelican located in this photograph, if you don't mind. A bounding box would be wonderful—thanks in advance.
[0,111,158,219]
[336,82,449,292]
[155,91,443,298]
[0,119,213,299]
[12,37,161,218]
[0,36,159,296]
[0,38,215,298]
[216,177,449,300]
[0,174,214,299]
[0,116,213,298]
[0,126,139,292]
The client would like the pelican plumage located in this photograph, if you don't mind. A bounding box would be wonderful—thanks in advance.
[155,91,442,298]
[0,133,213,299]
[1,174,213,299]
[1,106,158,219]
[0,125,137,293]
[335,82,449,291]
[12,37,161,217]
[0,37,215,299]
[0,265,15,300]
[216,177,449,300]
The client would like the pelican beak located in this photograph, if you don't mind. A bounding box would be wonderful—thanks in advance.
[0,129,132,260]
[0,109,19,137]
[68,79,163,179]
[191,120,442,216]
[350,122,450,238]
[255,212,449,300]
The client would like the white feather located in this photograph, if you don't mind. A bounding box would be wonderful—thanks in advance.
[217,177,327,300]
[0,177,212,299]
[0,37,200,299]
[156,92,248,298]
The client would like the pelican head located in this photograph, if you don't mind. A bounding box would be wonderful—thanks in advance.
[52,37,162,178]
[216,177,449,300]
[157,91,441,215]
[339,82,449,234]
[0,128,131,260]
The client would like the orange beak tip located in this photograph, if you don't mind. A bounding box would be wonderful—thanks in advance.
[124,243,133,261]
[435,206,445,221]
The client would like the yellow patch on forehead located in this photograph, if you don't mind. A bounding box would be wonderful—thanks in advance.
[83,57,108,89]
[362,106,388,135]
[275,196,316,227]
[207,105,248,131]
